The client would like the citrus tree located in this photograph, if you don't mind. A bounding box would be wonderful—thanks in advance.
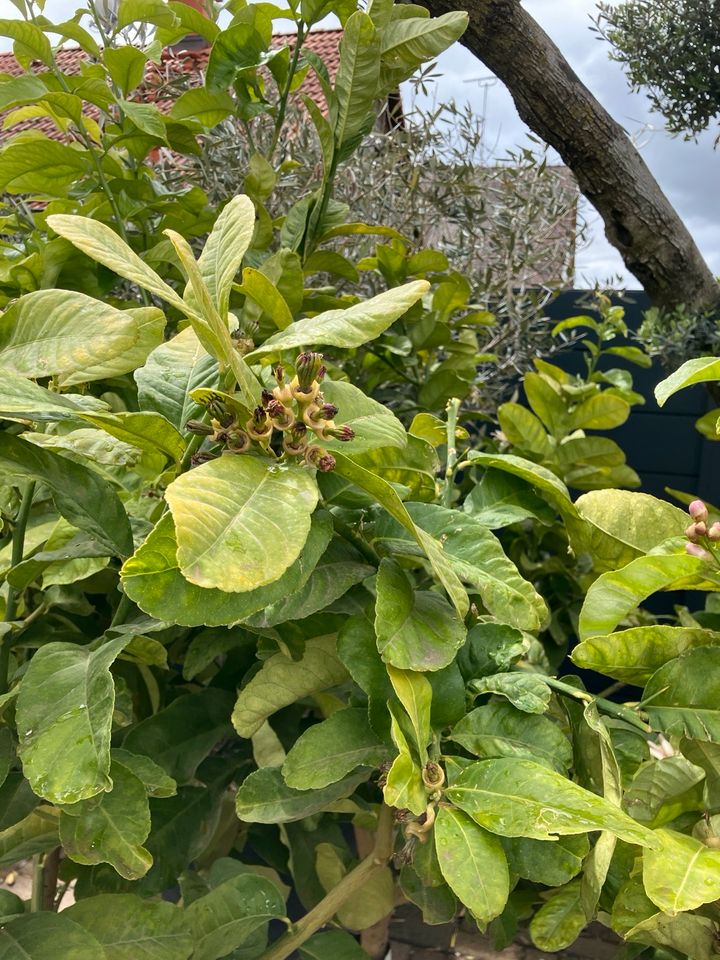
[0,2,720,959]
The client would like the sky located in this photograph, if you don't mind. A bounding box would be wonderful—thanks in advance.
[1,0,717,288]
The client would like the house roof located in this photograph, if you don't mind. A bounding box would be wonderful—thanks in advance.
[0,29,343,143]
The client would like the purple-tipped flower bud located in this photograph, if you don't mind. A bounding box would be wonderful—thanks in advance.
[316,365,326,382]
[689,499,709,523]
[283,421,308,455]
[305,445,336,472]
[329,425,355,442]
[261,389,275,407]
[709,522,720,542]
[246,406,272,440]
[267,399,294,430]
[295,351,324,388]
[304,402,338,426]
[274,364,285,384]
[686,542,712,561]
[185,419,214,436]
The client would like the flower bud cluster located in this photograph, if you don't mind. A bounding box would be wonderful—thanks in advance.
[186,352,354,471]
[684,499,720,562]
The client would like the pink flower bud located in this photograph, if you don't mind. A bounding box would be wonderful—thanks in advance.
[686,542,712,561]
[689,499,709,522]
[709,522,720,542]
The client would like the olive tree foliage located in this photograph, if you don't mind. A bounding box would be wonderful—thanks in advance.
[596,0,720,139]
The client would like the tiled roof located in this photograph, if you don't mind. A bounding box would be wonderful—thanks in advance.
[0,29,343,142]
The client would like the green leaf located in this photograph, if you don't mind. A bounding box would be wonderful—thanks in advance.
[299,930,370,960]
[244,540,373,628]
[16,636,129,804]
[123,689,234,782]
[110,749,177,799]
[321,380,406,452]
[0,371,87,422]
[471,673,552,714]
[681,739,720,810]
[0,290,164,386]
[374,504,547,632]
[466,451,576,518]
[0,807,58,866]
[0,140,89,195]
[655,356,720,406]
[232,635,348,737]
[60,759,152,880]
[384,703,426,815]
[387,665,432,761]
[0,19,52,64]
[135,327,218,431]
[195,194,256,319]
[643,647,720,740]
[624,756,704,826]
[120,100,166,138]
[0,888,23,920]
[573,489,688,572]
[572,625,720,684]
[435,806,509,923]
[375,558,466,672]
[569,393,630,431]
[465,467,555,527]
[205,7,271,90]
[103,45,147,95]
[170,87,234,127]
[240,267,294,331]
[235,767,368,823]
[625,912,719,960]
[529,881,585,952]
[399,865,457,925]
[504,835,589,886]
[380,11,467,71]
[245,281,429,359]
[315,843,394,930]
[282,708,386,790]
[450,701,572,773]
[0,912,105,959]
[66,894,191,960]
[351,435,437,501]
[523,373,567,435]
[333,453,468,618]
[0,432,132,557]
[643,828,720,913]
[578,553,706,640]
[122,511,331,626]
[80,411,185,464]
[331,11,381,158]
[46,215,187,313]
[165,456,318,592]
[117,0,179,27]
[186,873,285,960]
[446,758,658,846]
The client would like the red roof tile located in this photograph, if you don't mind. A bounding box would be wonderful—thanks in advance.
[0,29,343,142]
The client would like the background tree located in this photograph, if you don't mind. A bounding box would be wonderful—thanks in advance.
[419,0,720,312]
[596,0,720,139]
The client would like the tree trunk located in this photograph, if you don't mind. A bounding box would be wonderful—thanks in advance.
[424,0,720,311]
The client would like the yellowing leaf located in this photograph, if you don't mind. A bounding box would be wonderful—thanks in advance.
[165,456,318,592]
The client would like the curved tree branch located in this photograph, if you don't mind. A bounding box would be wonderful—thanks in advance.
[423,0,720,310]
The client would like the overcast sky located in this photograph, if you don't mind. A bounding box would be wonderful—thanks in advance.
[1,0,716,288]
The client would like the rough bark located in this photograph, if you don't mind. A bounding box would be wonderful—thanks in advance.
[424,0,720,311]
